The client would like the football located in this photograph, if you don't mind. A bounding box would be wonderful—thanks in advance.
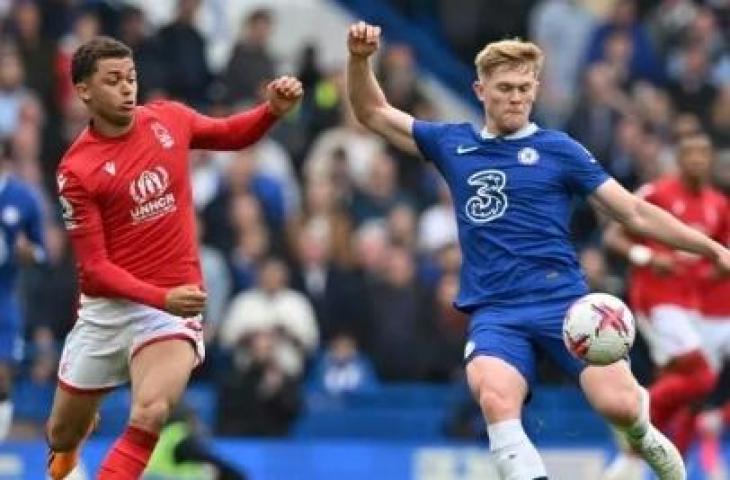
[563,293,636,365]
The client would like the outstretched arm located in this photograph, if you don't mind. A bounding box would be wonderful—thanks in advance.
[347,22,419,156]
[188,76,303,150]
[591,179,730,270]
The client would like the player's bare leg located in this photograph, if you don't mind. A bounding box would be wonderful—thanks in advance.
[581,361,685,480]
[46,387,104,479]
[466,356,548,480]
[98,338,195,478]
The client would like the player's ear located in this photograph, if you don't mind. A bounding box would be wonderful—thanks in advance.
[75,82,91,103]
[473,80,485,102]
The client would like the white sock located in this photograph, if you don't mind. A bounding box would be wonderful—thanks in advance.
[487,419,548,480]
[0,400,13,440]
[628,388,653,445]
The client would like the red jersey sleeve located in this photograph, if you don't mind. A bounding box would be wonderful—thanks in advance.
[58,169,168,309]
[170,101,279,150]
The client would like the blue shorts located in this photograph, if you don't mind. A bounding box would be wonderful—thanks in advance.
[465,295,584,388]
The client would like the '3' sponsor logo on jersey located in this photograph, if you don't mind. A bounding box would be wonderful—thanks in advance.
[465,169,508,223]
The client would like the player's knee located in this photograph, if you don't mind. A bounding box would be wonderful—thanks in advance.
[478,385,521,421]
[46,418,86,452]
[129,398,172,431]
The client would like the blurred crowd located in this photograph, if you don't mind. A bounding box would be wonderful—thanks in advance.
[0,0,727,438]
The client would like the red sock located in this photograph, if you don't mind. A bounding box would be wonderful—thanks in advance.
[649,351,715,432]
[668,406,697,455]
[98,426,159,479]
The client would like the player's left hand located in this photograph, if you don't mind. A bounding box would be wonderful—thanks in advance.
[266,76,303,117]
[713,245,730,276]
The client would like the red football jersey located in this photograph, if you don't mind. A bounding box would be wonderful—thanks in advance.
[699,198,730,317]
[58,100,277,309]
[629,176,727,314]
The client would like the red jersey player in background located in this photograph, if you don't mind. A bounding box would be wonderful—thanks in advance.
[602,134,727,479]
[690,200,730,479]
[45,36,302,479]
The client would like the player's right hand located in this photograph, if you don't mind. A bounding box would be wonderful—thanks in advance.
[165,285,207,318]
[348,21,381,58]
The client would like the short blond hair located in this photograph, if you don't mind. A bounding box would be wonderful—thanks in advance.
[474,39,544,79]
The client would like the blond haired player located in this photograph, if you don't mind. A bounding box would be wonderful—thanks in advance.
[346,21,730,480]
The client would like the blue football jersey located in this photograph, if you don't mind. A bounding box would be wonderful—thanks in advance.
[413,121,609,312]
[0,175,45,296]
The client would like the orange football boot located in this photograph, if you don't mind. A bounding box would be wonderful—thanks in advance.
[47,413,99,480]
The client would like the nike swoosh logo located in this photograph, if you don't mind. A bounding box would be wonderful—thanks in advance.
[456,145,479,155]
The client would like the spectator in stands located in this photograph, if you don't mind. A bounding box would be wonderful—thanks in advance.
[154,0,212,106]
[227,196,270,292]
[709,86,730,149]
[365,245,435,381]
[288,178,354,268]
[424,273,467,381]
[585,0,664,85]
[350,153,411,225]
[9,1,56,115]
[304,92,386,189]
[54,8,99,112]
[116,5,165,103]
[604,115,645,190]
[219,257,318,377]
[290,224,363,344]
[222,8,276,106]
[0,49,39,140]
[633,83,674,141]
[216,329,301,437]
[377,44,426,114]
[196,215,231,344]
[667,41,720,127]
[645,0,696,58]
[204,148,286,253]
[308,332,379,396]
[566,63,633,166]
[418,179,457,255]
[19,224,76,342]
[530,0,595,127]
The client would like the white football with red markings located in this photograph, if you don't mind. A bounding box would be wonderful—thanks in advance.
[563,293,636,365]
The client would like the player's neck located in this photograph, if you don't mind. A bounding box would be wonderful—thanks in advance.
[482,119,534,139]
[90,114,135,139]
[681,177,704,193]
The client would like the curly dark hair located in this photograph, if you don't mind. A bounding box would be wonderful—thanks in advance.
[71,36,132,84]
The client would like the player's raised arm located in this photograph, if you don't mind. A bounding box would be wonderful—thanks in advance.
[347,22,419,156]
[590,179,730,272]
[187,76,303,151]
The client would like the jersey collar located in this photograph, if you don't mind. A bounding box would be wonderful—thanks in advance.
[480,122,538,140]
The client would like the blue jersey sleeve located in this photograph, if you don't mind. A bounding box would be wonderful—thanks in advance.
[412,120,450,168]
[561,137,610,197]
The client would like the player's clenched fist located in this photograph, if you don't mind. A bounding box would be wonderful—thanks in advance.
[266,76,303,117]
[348,21,381,58]
[165,284,207,318]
